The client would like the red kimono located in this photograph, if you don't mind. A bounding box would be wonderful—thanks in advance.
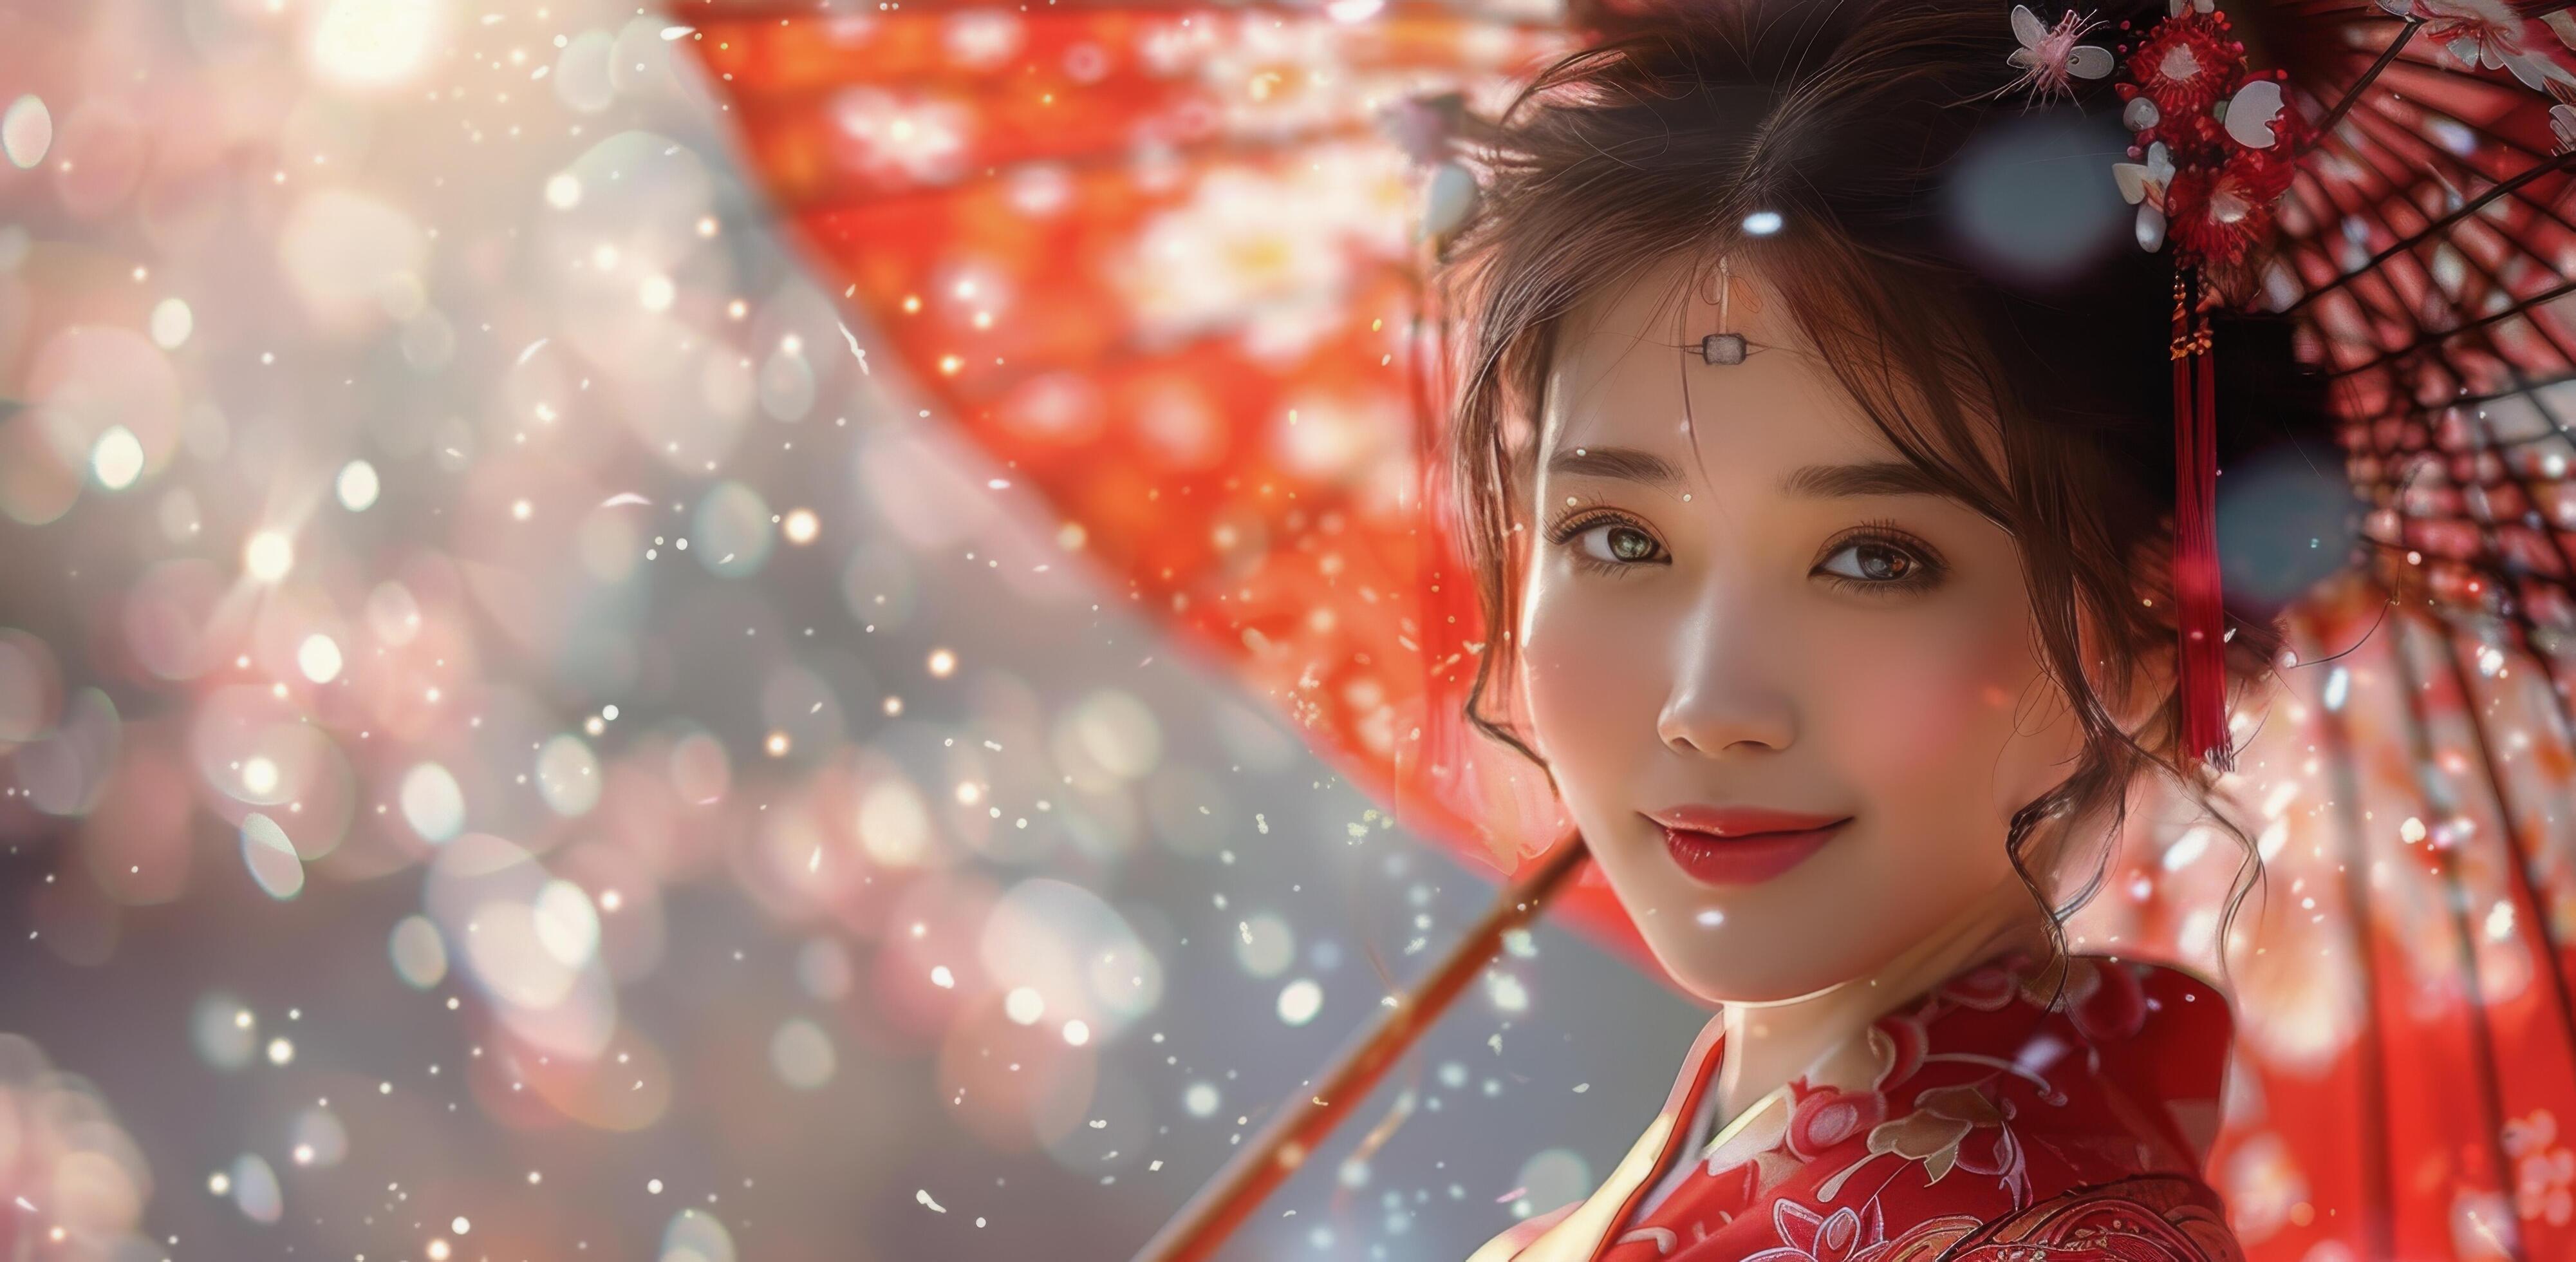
[1468,950,2244,1262]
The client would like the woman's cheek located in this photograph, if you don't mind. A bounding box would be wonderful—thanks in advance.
[1518,597,1610,765]
[1816,618,2028,854]
[1518,576,1659,809]
[1821,622,2000,786]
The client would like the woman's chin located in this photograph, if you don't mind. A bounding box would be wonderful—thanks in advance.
[1647,943,1865,1008]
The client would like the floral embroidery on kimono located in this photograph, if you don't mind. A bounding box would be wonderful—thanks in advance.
[1468,950,2243,1262]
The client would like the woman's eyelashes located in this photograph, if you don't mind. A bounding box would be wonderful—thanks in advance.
[1542,505,1946,595]
[1546,509,1669,574]
[1813,523,1946,596]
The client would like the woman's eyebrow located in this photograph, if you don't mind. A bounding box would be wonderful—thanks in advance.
[1544,445,1683,485]
[1544,448,1947,500]
[1780,460,1949,500]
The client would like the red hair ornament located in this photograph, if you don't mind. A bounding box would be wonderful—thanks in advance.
[2094,0,2306,773]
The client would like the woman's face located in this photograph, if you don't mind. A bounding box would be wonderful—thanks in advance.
[1515,254,2087,1006]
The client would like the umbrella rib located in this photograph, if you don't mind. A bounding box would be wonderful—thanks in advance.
[2319,122,2576,491]
[2380,607,2529,1262]
[2290,126,2576,379]
[2317,332,2576,447]
[2337,108,2576,303]
[2430,610,2576,1066]
[2339,100,2576,261]
[2296,123,2576,658]
[2284,153,2576,314]
[2280,142,2470,367]
[2438,598,2576,974]
[2232,145,2576,698]
[2352,78,2562,181]
[2287,158,2462,366]
[2297,592,2404,1262]
[2297,13,2422,145]
[2273,0,2410,17]
[2355,537,2576,610]
[2427,334,2576,966]
[2363,366,2576,428]
[2319,273,2576,380]
[2287,153,2565,399]
[2375,51,2576,161]
[2330,53,2564,167]
[2386,258,2576,654]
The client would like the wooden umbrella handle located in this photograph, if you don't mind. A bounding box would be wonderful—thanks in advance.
[1132,832,1594,1262]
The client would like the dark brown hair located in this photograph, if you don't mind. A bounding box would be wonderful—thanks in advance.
[1432,0,2334,977]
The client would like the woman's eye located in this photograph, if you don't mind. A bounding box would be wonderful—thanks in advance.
[1817,538,1935,587]
[1575,522,1665,567]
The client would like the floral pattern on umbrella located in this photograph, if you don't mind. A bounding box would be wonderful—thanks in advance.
[684,2,1659,961]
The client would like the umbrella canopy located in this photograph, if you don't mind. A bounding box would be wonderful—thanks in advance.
[681,2,2576,1259]
[682,0,1647,957]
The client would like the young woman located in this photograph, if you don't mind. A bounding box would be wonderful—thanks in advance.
[1433,1,2329,1257]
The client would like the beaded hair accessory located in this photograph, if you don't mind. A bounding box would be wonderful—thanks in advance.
[1698,255,1749,366]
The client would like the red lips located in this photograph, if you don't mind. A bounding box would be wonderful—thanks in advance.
[1645,804,1850,837]
[1645,804,1853,887]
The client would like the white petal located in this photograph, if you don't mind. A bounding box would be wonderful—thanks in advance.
[2548,10,2576,55]
[2008,48,2039,71]
[2373,0,2414,15]
[2123,96,2161,131]
[2148,141,2176,183]
[2067,46,2114,79]
[2011,4,2046,48]
[2137,203,2168,252]
[2503,50,2574,91]
[2113,162,2151,205]
[2224,79,2284,149]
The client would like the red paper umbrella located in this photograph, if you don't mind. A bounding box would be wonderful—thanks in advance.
[678,3,2576,1259]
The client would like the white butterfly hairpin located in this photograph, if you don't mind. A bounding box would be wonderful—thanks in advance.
[2003,4,2113,107]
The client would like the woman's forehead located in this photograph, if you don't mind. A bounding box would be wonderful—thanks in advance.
[1540,257,1890,471]
[1553,251,1760,377]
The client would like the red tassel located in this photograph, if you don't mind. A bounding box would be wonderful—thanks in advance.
[2170,267,2232,773]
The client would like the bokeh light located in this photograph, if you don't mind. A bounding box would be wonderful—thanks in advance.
[306,0,450,90]
[243,531,294,583]
[2,94,50,168]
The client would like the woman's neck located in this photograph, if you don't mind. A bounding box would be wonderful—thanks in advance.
[1711,880,2059,1122]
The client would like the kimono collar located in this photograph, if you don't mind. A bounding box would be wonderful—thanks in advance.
[1471,949,2235,1262]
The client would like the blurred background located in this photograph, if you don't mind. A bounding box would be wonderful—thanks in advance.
[0,1,1726,1259]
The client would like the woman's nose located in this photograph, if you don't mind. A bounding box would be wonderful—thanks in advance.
[1654,612,1796,757]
